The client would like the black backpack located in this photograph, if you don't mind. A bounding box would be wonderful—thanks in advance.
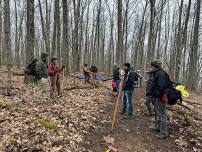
[24,63,37,76]
[128,71,139,88]
[90,66,97,73]
[166,75,182,105]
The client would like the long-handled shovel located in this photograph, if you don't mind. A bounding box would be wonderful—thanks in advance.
[111,80,123,129]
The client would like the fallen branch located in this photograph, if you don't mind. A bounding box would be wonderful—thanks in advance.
[64,86,93,91]
[12,71,25,76]
[183,99,202,106]
[177,103,192,111]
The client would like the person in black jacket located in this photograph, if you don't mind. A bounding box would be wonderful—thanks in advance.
[83,64,90,83]
[149,60,170,139]
[120,63,139,119]
[90,64,98,80]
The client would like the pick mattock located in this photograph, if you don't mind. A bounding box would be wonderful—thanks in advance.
[111,80,123,129]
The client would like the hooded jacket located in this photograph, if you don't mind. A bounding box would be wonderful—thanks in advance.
[149,68,170,98]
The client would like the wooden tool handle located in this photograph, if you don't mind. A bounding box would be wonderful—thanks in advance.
[111,80,123,129]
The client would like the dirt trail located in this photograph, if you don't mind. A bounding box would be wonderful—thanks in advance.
[84,87,201,152]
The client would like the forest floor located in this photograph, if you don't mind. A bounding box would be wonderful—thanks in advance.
[0,67,202,152]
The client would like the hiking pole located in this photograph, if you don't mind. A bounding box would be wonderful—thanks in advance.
[61,69,65,93]
[111,80,123,129]
[48,77,56,101]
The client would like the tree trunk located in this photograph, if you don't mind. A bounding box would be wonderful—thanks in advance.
[4,0,12,95]
[156,0,166,57]
[84,0,91,65]
[26,0,35,65]
[116,0,123,64]
[174,0,184,81]
[52,0,60,59]
[147,0,156,62]
[0,0,2,65]
[38,0,49,56]
[62,0,69,73]
[100,14,106,72]
[182,0,191,83]
[123,0,130,63]
[45,0,51,59]
[187,0,201,90]
[72,0,81,71]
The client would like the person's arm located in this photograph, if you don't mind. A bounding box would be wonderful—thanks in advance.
[56,66,63,73]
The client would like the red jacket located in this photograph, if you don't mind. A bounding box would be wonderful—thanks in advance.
[48,64,63,76]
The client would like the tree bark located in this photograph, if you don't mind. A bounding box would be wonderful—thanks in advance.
[116,0,123,64]
[147,0,156,62]
[4,0,12,95]
[38,0,49,56]
[26,0,35,65]
[52,0,60,61]
[45,0,51,59]
[182,0,191,83]
[0,0,2,65]
[174,0,184,81]
[62,0,69,73]
[188,0,201,90]
[72,0,81,71]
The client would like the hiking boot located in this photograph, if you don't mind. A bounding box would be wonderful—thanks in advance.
[119,111,126,115]
[149,125,160,132]
[155,134,169,139]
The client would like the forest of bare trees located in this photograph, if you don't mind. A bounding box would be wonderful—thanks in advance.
[0,0,201,90]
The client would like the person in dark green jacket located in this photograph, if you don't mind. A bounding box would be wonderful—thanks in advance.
[36,53,49,97]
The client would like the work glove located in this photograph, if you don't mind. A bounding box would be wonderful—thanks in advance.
[161,94,168,104]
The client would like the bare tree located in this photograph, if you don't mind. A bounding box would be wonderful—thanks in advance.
[4,0,12,95]
[38,0,49,56]
[72,0,81,71]
[116,0,123,64]
[52,0,60,61]
[174,0,184,81]
[62,0,69,73]
[147,0,156,62]
[182,0,191,83]
[0,0,2,65]
[187,0,201,90]
[26,0,35,65]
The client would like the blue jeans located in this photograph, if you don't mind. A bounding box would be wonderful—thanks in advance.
[122,89,134,116]
[115,80,121,92]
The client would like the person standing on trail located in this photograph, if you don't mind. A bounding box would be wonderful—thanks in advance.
[24,58,38,84]
[90,64,98,80]
[113,63,120,94]
[83,64,91,83]
[48,57,64,97]
[145,68,155,116]
[149,59,170,139]
[36,52,49,97]
[120,63,139,119]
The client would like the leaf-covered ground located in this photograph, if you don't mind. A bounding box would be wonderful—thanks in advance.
[0,67,202,152]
